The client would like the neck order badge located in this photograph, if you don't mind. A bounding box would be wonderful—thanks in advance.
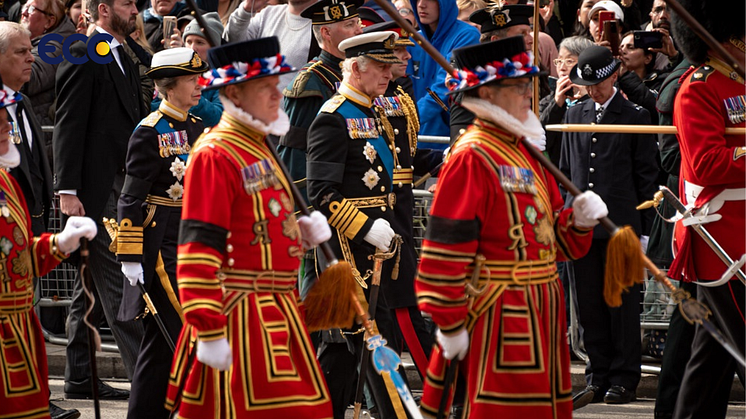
[37,32,116,65]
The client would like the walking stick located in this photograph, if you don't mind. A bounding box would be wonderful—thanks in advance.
[138,282,176,352]
[79,239,101,419]
[352,238,402,419]
[531,0,540,117]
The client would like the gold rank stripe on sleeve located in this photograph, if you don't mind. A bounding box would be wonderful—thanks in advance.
[177,252,222,268]
[420,246,476,263]
[177,276,222,289]
[327,198,368,240]
[116,218,143,256]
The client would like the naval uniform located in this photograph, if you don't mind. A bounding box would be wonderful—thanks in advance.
[165,112,333,419]
[376,78,442,375]
[306,82,406,419]
[116,100,203,419]
[0,169,67,419]
[415,114,594,418]
[671,58,746,419]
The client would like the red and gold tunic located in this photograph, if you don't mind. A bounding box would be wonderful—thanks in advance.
[0,169,67,419]
[415,119,593,419]
[165,113,332,419]
[670,58,745,282]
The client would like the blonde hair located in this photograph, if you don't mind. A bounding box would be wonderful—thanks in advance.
[457,0,488,12]
[218,0,241,26]
[131,14,153,55]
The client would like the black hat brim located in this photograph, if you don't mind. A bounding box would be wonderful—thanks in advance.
[201,67,298,91]
[569,58,621,86]
[445,70,546,96]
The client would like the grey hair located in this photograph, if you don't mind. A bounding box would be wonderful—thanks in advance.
[312,25,324,48]
[0,22,31,54]
[558,36,594,57]
[341,55,370,79]
[154,77,180,100]
[480,28,508,43]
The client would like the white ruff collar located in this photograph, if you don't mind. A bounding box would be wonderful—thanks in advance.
[461,96,544,139]
[219,95,290,136]
[0,143,21,170]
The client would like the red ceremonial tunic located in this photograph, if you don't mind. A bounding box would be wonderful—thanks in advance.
[0,169,66,419]
[415,118,593,419]
[670,58,746,282]
[165,113,332,419]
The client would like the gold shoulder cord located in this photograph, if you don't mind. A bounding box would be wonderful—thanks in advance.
[396,86,420,157]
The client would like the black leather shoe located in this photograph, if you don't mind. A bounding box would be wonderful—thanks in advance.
[604,385,636,404]
[64,379,130,400]
[49,402,81,419]
[573,385,605,410]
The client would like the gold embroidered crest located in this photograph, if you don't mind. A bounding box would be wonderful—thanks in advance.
[384,35,396,50]
[534,216,554,246]
[11,249,31,277]
[282,213,300,241]
[329,4,343,19]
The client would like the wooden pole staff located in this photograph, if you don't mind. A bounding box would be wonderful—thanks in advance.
[546,124,746,135]
[532,0,540,117]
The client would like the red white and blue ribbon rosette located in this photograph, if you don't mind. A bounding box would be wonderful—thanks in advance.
[0,88,22,108]
[200,53,293,88]
[448,51,539,92]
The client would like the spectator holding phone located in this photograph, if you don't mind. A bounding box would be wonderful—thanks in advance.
[618,31,667,124]
[539,35,594,166]
[143,0,194,52]
[645,0,681,70]
[587,0,623,51]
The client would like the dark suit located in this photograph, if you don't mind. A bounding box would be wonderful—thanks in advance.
[53,30,147,384]
[7,94,53,237]
[560,91,658,394]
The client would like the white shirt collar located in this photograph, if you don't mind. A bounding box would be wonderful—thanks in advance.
[595,87,617,110]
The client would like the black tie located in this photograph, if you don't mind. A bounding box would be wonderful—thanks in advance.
[14,102,29,148]
[596,106,604,123]
[115,45,127,76]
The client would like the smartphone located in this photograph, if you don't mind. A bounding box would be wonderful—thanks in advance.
[633,31,664,50]
[603,20,620,56]
[163,16,177,49]
[597,10,615,38]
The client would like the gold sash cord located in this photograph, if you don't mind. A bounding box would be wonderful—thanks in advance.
[217,269,298,315]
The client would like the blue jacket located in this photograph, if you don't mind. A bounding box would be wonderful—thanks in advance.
[151,87,223,127]
[411,0,479,140]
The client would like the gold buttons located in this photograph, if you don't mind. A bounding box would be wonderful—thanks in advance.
[226,244,234,253]
[151,221,157,227]
[380,186,386,192]
[227,258,235,266]
[377,166,383,172]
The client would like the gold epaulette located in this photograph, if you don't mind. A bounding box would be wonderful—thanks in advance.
[140,111,163,128]
[320,95,346,114]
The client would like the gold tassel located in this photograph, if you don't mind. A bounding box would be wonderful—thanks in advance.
[304,261,357,332]
[604,226,645,307]
[391,244,401,280]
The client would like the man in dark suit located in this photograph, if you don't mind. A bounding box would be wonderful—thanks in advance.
[53,0,146,400]
[560,46,658,408]
[0,21,82,419]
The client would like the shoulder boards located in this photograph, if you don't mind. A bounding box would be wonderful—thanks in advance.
[189,113,202,122]
[320,95,346,114]
[140,111,163,128]
[690,65,715,83]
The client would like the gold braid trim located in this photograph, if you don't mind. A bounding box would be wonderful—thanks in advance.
[374,105,400,170]
[396,86,419,157]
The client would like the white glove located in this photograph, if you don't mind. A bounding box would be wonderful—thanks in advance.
[57,216,97,254]
[437,329,469,360]
[363,219,395,252]
[526,132,547,151]
[640,235,649,254]
[196,338,232,371]
[572,191,608,229]
[297,211,332,249]
[121,262,144,287]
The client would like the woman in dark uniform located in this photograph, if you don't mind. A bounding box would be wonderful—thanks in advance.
[115,47,207,419]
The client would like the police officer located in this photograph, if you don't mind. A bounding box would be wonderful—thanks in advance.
[116,47,206,419]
